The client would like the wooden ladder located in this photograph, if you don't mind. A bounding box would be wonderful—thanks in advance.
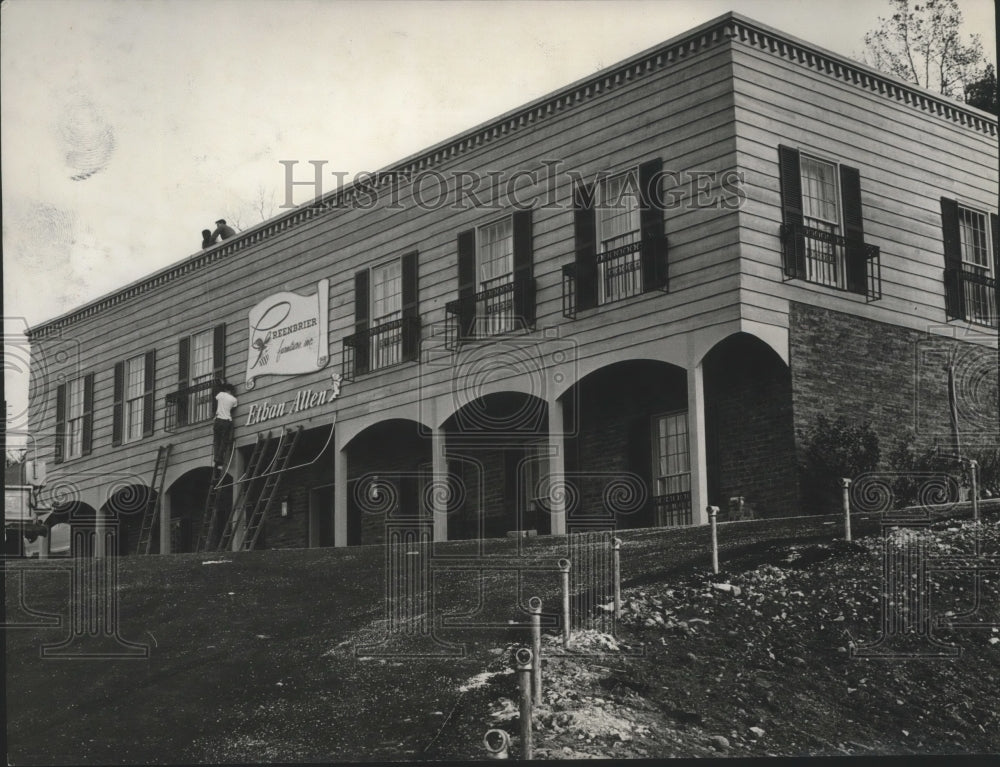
[137,444,172,555]
[240,427,302,551]
[215,432,270,553]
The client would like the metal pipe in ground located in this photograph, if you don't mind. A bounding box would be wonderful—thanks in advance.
[841,478,853,542]
[483,729,510,759]
[708,506,719,574]
[515,647,534,760]
[612,537,622,620]
[528,596,542,704]
[970,460,980,523]
[558,558,571,648]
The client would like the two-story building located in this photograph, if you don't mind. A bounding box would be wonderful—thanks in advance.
[26,12,998,556]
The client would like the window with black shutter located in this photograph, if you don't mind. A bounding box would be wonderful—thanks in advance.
[57,373,94,461]
[345,252,421,378]
[778,146,879,299]
[114,351,156,445]
[170,324,226,428]
[568,160,667,316]
[941,197,998,327]
[449,212,536,342]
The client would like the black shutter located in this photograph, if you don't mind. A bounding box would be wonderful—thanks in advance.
[840,165,867,295]
[639,158,668,292]
[354,270,370,375]
[82,373,94,456]
[112,361,125,447]
[457,229,477,340]
[778,145,805,278]
[54,383,66,464]
[512,209,536,328]
[574,182,598,310]
[401,251,420,361]
[212,323,226,383]
[177,336,190,426]
[941,197,963,320]
[143,350,156,437]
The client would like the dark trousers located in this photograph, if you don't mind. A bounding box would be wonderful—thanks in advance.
[213,418,234,466]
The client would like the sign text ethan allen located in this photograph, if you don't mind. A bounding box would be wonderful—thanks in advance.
[245,374,343,427]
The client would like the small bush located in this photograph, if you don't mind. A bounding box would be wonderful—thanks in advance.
[886,432,1000,507]
[801,416,880,512]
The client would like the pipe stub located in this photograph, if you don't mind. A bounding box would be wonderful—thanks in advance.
[514,646,533,666]
[484,728,510,753]
[528,596,542,612]
[612,537,622,549]
[557,558,571,571]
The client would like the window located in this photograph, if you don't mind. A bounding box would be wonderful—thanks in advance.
[941,198,998,328]
[55,374,94,463]
[653,411,690,497]
[173,324,226,427]
[451,210,535,343]
[800,155,843,288]
[371,260,403,368]
[477,217,516,335]
[568,158,667,316]
[778,146,879,299]
[597,169,643,303]
[65,378,86,459]
[189,330,216,422]
[652,411,691,527]
[348,252,419,377]
[114,352,155,445]
[959,207,992,271]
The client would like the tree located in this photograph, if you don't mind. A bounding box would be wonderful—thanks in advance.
[226,185,278,231]
[965,63,998,114]
[863,0,989,102]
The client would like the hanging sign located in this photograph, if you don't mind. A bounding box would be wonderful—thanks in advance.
[245,279,329,390]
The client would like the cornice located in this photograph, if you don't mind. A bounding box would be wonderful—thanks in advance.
[27,12,996,340]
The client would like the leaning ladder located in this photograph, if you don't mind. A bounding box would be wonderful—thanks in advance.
[215,432,270,552]
[197,434,269,552]
[137,443,172,555]
[240,427,302,551]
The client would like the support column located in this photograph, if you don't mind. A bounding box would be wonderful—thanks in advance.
[94,502,106,559]
[159,491,172,554]
[547,396,566,536]
[334,427,348,547]
[432,423,448,543]
[687,362,709,527]
[228,448,248,551]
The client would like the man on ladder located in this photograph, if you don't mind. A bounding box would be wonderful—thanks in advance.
[213,382,238,469]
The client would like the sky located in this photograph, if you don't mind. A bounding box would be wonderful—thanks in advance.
[2,0,996,446]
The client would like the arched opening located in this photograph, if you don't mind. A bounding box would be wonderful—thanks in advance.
[563,359,688,529]
[102,484,155,555]
[166,468,232,553]
[443,391,549,539]
[345,418,432,546]
[703,332,797,518]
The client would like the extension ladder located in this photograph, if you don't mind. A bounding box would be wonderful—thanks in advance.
[137,443,172,555]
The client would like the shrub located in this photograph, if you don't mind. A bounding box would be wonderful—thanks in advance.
[801,416,880,512]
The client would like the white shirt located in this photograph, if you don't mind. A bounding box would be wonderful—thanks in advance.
[215,391,237,420]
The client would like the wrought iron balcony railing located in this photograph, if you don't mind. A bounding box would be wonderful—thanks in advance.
[652,491,693,527]
[445,275,535,349]
[945,267,998,328]
[780,222,881,301]
[342,314,421,380]
[563,238,667,318]
[164,379,217,431]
